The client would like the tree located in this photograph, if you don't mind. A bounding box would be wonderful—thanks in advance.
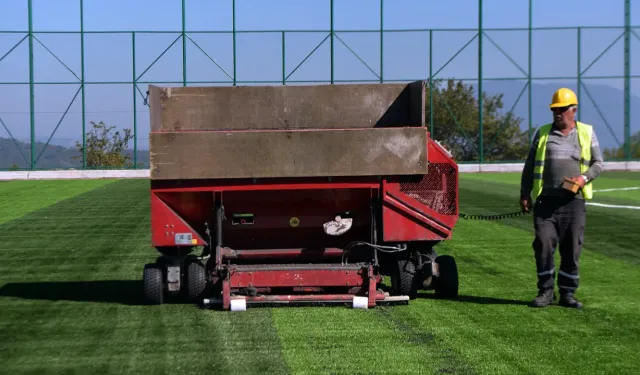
[602,130,640,160]
[425,79,530,162]
[74,121,137,168]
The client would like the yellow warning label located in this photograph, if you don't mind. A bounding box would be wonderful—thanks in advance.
[289,217,300,227]
[191,238,197,245]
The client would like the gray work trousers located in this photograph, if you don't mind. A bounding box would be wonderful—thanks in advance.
[532,195,586,295]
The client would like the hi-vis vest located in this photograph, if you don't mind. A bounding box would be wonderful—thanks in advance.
[532,121,593,200]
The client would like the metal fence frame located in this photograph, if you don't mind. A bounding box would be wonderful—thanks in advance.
[0,0,637,170]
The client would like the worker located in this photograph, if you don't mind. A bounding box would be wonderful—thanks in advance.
[519,87,604,309]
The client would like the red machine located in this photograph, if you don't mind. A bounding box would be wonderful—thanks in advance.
[142,82,459,310]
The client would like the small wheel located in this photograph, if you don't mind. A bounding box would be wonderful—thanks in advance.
[391,257,419,299]
[143,263,164,305]
[433,255,458,299]
[186,260,207,301]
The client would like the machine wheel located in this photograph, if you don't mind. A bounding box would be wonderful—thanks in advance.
[433,255,458,299]
[391,258,419,299]
[143,263,165,305]
[186,260,207,301]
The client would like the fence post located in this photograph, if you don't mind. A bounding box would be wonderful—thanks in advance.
[182,0,187,87]
[528,0,533,145]
[330,0,334,84]
[429,30,433,135]
[28,0,35,170]
[477,0,483,163]
[80,0,86,169]
[132,32,137,169]
[281,31,286,85]
[624,0,631,160]
[577,27,581,120]
[379,0,383,83]
[232,0,236,86]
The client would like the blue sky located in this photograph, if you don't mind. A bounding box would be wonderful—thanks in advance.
[1,0,637,31]
[0,0,639,162]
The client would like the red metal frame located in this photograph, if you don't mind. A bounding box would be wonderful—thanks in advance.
[150,193,208,247]
[149,133,458,309]
[381,138,459,241]
[216,264,382,309]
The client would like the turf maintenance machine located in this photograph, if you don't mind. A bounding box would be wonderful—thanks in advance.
[143,82,460,311]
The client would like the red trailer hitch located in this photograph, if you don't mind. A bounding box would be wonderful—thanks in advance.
[202,263,409,311]
[199,200,410,310]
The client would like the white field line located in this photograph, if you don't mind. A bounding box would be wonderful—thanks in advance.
[590,186,640,209]
[593,187,640,193]
[586,202,640,210]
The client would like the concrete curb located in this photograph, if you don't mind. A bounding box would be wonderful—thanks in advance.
[0,169,150,180]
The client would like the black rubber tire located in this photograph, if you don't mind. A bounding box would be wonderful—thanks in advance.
[143,264,164,305]
[186,260,207,301]
[433,255,459,299]
[391,258,419,299]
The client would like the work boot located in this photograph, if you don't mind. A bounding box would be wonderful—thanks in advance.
[529,289,556,307]
[559,293,583,309]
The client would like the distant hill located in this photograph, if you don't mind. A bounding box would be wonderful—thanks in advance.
[480,81,640,152]
[0,138,149,170]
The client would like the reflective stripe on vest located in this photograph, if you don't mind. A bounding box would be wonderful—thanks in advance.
[531,122,593,200]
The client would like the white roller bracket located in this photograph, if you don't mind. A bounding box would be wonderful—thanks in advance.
[323,215,353,236]
[230,299,247,312]
[352,296,368,309]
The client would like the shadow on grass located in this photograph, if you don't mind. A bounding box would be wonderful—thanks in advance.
[0,280,149,306]
[417,292,530,306]
[1,279,529,307]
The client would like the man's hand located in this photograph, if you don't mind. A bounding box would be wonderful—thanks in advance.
[520,195,532,213]
[568,176,586,188]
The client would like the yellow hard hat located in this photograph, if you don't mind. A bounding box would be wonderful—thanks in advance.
[550,88,578,108]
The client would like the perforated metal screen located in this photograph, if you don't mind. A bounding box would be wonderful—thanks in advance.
[398,163,457,216]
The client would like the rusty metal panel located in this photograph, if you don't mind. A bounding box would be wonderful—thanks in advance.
[149,127,428,180]
[148,81,425,132]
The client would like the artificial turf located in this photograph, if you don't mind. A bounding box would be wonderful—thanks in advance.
[0,172,638,374]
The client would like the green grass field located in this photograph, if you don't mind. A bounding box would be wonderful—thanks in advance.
[1,172,639,374]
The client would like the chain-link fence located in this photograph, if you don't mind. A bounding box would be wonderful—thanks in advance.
[0,0,638,170]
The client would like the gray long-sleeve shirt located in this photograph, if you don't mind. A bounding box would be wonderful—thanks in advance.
[521,123,604,199]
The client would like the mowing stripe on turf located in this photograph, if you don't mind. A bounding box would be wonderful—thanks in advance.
[383,218,640,375]
[270,304,478,375]
[1,176,639,375]
[0,180,291,374]
[268,172,639,374]
[458,176,640,265]
[269,215,640,374]
[0,179,119,224]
